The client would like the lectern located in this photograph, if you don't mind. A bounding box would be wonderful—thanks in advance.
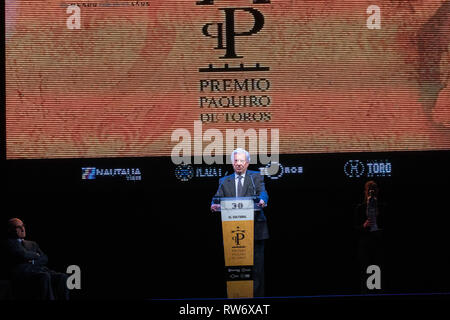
[216,196,260,298]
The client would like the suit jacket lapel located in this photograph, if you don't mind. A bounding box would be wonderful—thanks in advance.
[225,173,252,198]
[242,173,251,197]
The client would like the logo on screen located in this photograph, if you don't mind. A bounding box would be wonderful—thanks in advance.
[259,162,304,180]
[81,167,142,181]
[175,164,194,181]
[344,160,392,178]
[81,167,96,180]
[197,0,270,72]
[196,166,228,178]
[344,160,365,178]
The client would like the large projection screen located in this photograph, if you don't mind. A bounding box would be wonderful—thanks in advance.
[5,0,450,159]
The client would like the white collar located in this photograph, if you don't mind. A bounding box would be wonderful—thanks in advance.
[235,172,246,179]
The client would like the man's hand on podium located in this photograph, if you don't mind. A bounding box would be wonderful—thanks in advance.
[257,199,266,208]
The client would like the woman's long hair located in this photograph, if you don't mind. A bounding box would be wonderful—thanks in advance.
[364,180,379,203]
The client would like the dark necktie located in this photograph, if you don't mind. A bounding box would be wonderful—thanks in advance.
[237,175,243,197]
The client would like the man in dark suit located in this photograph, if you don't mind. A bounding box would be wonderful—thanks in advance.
[4,218,69,300]
[211,148,269,297]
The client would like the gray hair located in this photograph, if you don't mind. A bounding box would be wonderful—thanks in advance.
[231,148,250,163]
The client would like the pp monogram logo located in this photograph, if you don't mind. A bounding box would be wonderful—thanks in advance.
[202,8,264,59]
[232,226,246,246]
[197,0,271,73]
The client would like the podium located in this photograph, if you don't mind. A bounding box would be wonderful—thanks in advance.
[216,197,260,298]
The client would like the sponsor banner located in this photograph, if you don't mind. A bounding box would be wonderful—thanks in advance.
[81,167,142,181]
[221,198,254,298]
[344,159,392,178]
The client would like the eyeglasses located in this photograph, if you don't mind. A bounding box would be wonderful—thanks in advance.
[15,225,25,229]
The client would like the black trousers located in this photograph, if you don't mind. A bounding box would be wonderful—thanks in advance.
[253,240,265,297]
[13,270,69,300]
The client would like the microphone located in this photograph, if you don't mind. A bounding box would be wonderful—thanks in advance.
[250,174,256,196]
[213,177,225,204]
[250,174,259,204]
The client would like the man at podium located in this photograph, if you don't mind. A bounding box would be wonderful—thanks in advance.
[211,148,269,297]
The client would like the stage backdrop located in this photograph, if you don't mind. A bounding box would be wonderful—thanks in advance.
[5,0,450,159]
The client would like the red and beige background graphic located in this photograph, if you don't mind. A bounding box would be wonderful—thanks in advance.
[5,0,450,159]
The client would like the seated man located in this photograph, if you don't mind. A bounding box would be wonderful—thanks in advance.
[4,218,69,300]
